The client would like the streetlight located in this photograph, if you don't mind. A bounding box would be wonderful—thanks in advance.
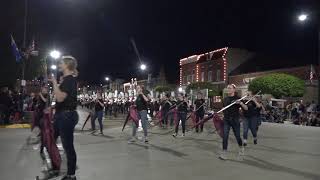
[178,87,183,92]
[298,14,308,22]
[50,65,57,70]
[140,64,147,71]
[105,77,110,81]
[50,50,61,59]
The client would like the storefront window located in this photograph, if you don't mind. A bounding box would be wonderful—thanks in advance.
[208,71,212,82]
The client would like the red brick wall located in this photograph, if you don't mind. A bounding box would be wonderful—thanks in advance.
[181,58,225,85]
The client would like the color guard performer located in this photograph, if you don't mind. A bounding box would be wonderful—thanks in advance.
[243,91,261,146]
[219,84,248,160]
[128,85,151,143]
[194,92,205,133]
[172,93,188,137]
[49,56,79,180]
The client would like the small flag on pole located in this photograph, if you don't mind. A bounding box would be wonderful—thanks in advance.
[310,64,316,84]
[10,35,22,62]
[26,38,38,57]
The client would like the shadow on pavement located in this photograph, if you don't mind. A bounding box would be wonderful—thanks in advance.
[90,134,115,139]
[251,144,320,157]
[228,155,320,180]
[130,143,188,158]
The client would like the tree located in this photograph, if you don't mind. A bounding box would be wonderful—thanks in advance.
[24,56,45,80]
[154,85,173,93]
[158,65,167,86]
[186,82,219,97]
[248,73,305,98]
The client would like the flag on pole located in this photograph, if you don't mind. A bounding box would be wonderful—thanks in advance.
[26,38,38,57]
[10,35,22,62]
[310,64,316,84]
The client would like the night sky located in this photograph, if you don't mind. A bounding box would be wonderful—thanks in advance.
[0,0,319,85]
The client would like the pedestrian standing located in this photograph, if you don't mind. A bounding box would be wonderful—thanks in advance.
[128,85,151,143]
[50,56,79,180]
[219,84,248,160]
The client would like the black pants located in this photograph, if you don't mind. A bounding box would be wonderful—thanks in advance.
[54,111,78,175]
[223,117,243,150]
[162,110,169,125]
[195,113,204,132]
[175,112,187,134]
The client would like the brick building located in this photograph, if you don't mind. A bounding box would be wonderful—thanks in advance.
[179,47,253,91]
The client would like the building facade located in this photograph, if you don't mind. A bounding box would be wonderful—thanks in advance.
[179,47,253,91]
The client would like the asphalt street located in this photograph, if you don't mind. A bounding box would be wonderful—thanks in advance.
[0,108,319,180]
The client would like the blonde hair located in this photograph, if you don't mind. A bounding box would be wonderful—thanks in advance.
[62,55,78,77]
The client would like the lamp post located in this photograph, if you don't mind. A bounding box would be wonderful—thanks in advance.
[297,13,320,103]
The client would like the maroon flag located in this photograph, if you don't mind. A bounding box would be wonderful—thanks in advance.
[212,114,224,138]
[191,113,224,138]
[122,106,139,131]
[43,112,61,170]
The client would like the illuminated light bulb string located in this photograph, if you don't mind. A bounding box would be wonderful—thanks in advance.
[179,47,229,85]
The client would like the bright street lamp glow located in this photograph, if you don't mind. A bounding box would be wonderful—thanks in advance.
[298,14,307,21]
[178,87,183,92]
[105,77,110,81]
[140,64,146,70]
[50,65,57,70]
[50,50,61,59]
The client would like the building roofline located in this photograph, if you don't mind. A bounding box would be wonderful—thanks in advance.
[229,64,317,77]
[179,47,228,66]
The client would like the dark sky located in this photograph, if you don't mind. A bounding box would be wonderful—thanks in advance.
[1,0,319,85]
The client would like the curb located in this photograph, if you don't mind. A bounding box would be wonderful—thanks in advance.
[0,124,31,129]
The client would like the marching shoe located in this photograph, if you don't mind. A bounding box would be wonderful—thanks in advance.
[243,139,247,147]
[128,137,137,144]
[172,133,177,138]
[219,151,228,160]
[239,146,245,156]
[144,137,149,143]
[254,139,258,145]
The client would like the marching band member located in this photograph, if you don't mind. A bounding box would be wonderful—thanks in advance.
[91,93,104,135]
[172,93,188,137]
[160,94,171,128]
[243,91,261,146]
[194,92,205,133]
[168,95,177,128]
[219,84,248,160]
[128,85,151,143]
[36,86,49,155]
